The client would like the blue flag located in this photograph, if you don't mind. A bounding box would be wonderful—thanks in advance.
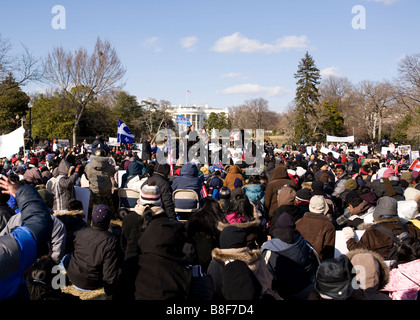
[117,119,135,144]
[177,115,191,126]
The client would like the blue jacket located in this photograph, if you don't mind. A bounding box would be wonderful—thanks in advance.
[243,184,265,204]
[171,162,204,209]
[0,185,53,300]
[121,161,146,188]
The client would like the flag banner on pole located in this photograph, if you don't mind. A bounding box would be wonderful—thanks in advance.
[0,126,25,158]
[165,122,174,175]
[213,154,224,170]
[177,115,191,126]
[117,119,135,144]
[200,184,208,199]
[409,159,420,172]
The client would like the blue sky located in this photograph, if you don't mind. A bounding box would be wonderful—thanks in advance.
[1,0,419,113]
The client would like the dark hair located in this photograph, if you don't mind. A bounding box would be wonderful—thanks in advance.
[67,200,83,211]
[25,257,62,300]
[349,197,364,208]
[188,198,223,237]
[335,164,346,171]
[393,237,420,267]
[225,191,254,221]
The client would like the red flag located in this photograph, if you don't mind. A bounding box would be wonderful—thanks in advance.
[409,159,420,172]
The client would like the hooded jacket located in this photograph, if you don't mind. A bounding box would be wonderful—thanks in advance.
[223,165,244,191]
[346,249,391,300]
[261,235,319,299]
[264,165,296,217]
[0,185,53,299]
[134,218,192,300]
[207,246,281,300]
[121,161,146,190]
[52,159,80,212]
[171,162,204,209]
[85,156,116,197]
[382,259,420,300]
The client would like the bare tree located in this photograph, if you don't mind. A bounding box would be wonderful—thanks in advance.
[394,53,420,110]
[44,37,126,145]
[0,34,43,93]
[356,80,397,142]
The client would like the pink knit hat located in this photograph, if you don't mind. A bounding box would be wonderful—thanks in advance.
[382,168,395,178]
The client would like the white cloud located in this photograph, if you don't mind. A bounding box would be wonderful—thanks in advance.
[220,72,249,80]
[218,83,292,97]
[212,32,309,53]
[364,0,400,5]
[320,66,340,77]
[143,36,162,52]
[180,36,198,51]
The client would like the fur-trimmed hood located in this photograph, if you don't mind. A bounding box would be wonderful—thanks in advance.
[216,203,261,232]
[211,247,262,264]
[346,248,390,290]
[53,209,85,218]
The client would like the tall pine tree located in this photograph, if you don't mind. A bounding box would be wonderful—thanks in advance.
[293,51,321,142]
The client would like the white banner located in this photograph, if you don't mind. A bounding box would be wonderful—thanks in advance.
[326,135,354,143]
[0,126,25,158]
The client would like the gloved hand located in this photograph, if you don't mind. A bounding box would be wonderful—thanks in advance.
[75,164,84,175]
[342,226,355,242]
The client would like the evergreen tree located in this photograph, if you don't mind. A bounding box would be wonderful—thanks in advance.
[293,51,321,142]
[320,100,344,136]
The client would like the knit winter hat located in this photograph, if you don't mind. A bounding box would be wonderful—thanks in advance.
[92,204,111,226]
[139,181,162,206]
[404,187,420,201]
[296,188,312,201]
[272,212,300,243]
[344,179,358,191]
[219,225,247,249]
[373,196,398,221]
[309,195,326,214]
[383,168,396,178]
[315,254,355,300]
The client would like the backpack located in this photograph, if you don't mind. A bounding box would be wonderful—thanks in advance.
[372,219,412,260]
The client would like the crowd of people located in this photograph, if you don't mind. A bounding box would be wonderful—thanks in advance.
[1,131,420,301]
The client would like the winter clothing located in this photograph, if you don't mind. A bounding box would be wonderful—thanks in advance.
[23,166,44,185]
[52,159,80,212]
[66,224,120,296]
[223,165,244,191]
[146,165,176,219]
[54,209,86,255]
[0,185,53,300]
[264,165,297,217]
[134,218,191,300]
[295,210,336,261]
[171,162,204,209]
[262,213,319,300]
[121,161,146,191]
[382,259,420,300]
[367,177,404,201]
[84,155,116,197]
[347,249,391,300]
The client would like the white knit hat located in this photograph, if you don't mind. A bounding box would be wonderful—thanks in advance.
[139,181,162,206]
[309,195,326,214]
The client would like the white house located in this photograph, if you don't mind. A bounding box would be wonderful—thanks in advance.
[168,104,229,131]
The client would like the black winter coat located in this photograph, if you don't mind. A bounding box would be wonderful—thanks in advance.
[66,225,120,296]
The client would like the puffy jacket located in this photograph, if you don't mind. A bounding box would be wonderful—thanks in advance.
[66,225,120,296]
[0,185,53,299]
[243,184,265,204]
[171,162,204,209]
[85,156,116,197]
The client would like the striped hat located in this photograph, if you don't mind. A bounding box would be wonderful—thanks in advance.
[139,181,162,206]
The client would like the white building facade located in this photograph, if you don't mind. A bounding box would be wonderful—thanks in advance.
[169,104,229,132]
